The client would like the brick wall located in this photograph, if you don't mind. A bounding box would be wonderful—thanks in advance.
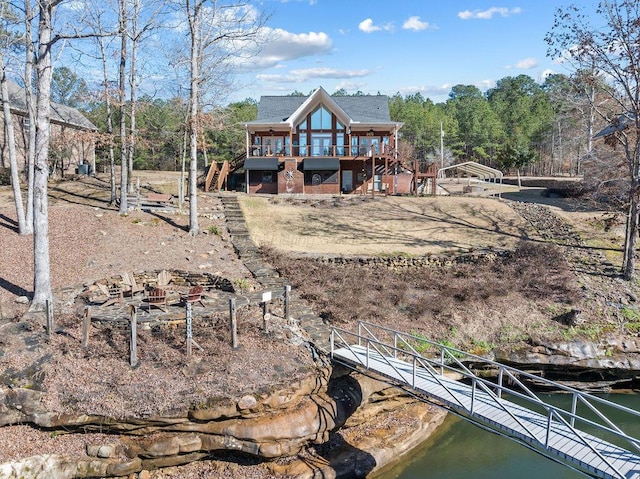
[278,159,304,194]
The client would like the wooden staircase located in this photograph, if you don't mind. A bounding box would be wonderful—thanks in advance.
[204,152,246,192]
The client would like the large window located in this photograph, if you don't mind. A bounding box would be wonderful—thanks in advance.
[311,106,332,130]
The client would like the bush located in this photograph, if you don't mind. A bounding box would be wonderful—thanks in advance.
[0,168,11,186]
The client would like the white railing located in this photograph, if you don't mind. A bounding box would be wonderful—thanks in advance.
[331,320,640,479]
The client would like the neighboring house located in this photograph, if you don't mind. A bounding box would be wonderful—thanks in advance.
[237,86,418,195]
[0,81,97,177]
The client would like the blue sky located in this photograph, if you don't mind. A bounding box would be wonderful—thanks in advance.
[231,0,599,103]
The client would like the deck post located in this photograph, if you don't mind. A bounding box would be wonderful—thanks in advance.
[186,301,193,357]
[229,298,238,349]
[262,290,272,333]
[284,285,291,322]
[470,378,476,415]
[412,356,416,387]
[497,367,504,399]
[393,333,398,358]
[130,305,137,367]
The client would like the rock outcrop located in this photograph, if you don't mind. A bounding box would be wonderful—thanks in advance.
[495,336,640,390]
[0,364,445,479]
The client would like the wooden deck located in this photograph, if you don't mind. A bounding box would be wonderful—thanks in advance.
[333,344,640,479]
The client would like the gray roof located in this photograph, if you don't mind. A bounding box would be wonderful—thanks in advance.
[5,81,97,131]
[256,94,391,124]
[593,112,635,139]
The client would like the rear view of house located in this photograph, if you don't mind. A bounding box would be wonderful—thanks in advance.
[239,86,414,195]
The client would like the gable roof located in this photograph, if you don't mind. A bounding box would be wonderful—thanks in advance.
[4,81,97,131]
[248,86,398,131]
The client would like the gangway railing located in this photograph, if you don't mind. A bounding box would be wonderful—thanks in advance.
[330,321,640,479]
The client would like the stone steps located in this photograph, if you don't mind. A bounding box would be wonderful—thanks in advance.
[219,194,332,354]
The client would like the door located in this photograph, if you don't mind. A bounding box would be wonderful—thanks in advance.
[342,170,353,193]
[311,133,332,156]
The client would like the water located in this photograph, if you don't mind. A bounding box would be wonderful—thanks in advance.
[376,394,640,479]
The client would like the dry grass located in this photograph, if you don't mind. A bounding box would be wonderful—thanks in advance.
[264,241,580,351]
[239,195,533,256]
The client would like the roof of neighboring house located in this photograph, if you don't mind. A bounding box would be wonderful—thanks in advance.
[4,80,97,131]
[593,112,635,139]
[252,87,393,125]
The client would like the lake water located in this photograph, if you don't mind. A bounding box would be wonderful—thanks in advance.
[376,394,640,479]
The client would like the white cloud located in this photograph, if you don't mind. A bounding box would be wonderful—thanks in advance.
[248,28,333,69]
[398,84,452,98]
[540,69,555,80]
[60,0,86,11]
[475,80,496,92]
[334,81,367,92]
[458,7,522,20]
[257,67,371,84]
[402,16,431,31]
[359,18,394,33]
[506,57,539,69]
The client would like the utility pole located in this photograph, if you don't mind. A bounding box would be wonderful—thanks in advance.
[440,122,444,169]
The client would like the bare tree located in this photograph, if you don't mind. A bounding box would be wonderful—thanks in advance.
[182,0,266,235]
[0,1,29,234]
[0,55,29,233]
[98,34,118,202]
[23,0,36,234]
[546,0,640,280]
[117,0,128,213]
[31,0,60,310]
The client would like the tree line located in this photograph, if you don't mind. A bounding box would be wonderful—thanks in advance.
[73,70,602,182]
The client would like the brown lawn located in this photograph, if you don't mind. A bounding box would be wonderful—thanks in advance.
[239,195,535,256]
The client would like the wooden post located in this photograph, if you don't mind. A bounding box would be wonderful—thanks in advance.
[284,285,291,322]
[82,307,91,349]
[45,300,53,336]
[186,301,193,357]
[261,291,272,333]
[229,298,238,349]
[130,305,138,367]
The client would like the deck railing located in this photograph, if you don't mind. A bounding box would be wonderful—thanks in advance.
[330,320,640,479]
[248,144,398,158]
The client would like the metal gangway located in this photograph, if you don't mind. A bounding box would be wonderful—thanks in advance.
[330,321,640,479]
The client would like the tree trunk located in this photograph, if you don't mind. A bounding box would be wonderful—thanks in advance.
[180,127,187,208]
[126,0,140,193]
[1,55,28,234]
[98,36,117,203]
[622,180,639,280]
[187,3,199,236]
[24,0,35,234]
[31,0,55,311]
[118,0,128,214]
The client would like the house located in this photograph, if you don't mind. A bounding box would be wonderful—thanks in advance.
[236,86,420,195]
[0,81,97,177]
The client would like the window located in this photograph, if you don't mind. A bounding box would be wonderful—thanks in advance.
[22,117,30,132]
[262,172,273,183]
[311,106,332,130]
[305,170,338,185]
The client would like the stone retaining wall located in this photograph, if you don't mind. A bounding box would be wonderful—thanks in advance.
[311,249,511,268]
